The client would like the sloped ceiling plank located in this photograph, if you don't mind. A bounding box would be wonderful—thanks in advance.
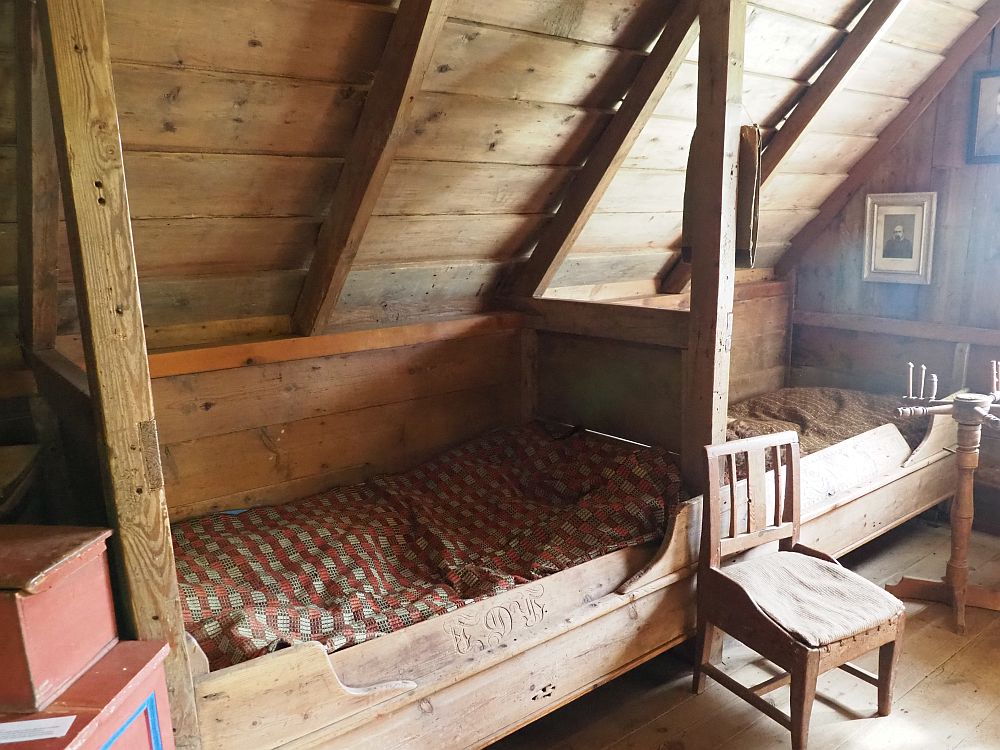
[761,0,909,181]
[293,0,454,337]
[104,0,394,83]
[447,0,676,50]
[511,0,701,298]
[424,21,645,109]
[777,0,1000,275]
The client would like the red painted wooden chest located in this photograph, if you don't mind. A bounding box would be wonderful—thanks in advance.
[0,526,118,713]
[0,640,174,750]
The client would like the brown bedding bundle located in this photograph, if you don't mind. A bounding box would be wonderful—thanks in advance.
[727,387,927,456]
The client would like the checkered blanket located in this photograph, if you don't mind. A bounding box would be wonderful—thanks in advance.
[172,424,686,670]
[727,387,927,456]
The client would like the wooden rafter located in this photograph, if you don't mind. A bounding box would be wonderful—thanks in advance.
[36,0,200,744]
[760,0,909,180]
[14,0,59,354]
[293,0,454,336]
[661,0,907,295]
[510,0,701,299]
[680,0,746,492]
[777,0,1000,275]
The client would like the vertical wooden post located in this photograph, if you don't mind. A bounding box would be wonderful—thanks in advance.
[36,0,200,745]
[14,0,59,354]
[681,0,746,492]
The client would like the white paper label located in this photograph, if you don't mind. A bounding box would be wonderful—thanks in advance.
[0,716,76,744]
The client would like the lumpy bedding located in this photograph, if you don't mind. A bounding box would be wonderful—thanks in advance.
[727,387,927,456]
[172,424,686,669]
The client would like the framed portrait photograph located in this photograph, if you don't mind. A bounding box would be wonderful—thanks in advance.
[968,69,1000,163]
[863,192,936,285]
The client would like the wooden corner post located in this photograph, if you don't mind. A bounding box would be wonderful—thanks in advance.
[37,0,200,745]
[14,0,59,355]
[681,0,746,492]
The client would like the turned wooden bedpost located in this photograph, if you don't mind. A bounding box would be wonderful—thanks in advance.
[888,388,1000,634]
[945,397,990,632]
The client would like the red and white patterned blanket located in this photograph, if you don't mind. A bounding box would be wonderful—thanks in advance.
[172,424,686,670]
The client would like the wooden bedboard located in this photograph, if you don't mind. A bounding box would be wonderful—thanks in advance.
[182,405,956,750]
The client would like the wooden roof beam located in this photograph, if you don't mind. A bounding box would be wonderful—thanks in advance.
[293,0,453,336]
[681,0,746,492]
[776,0,1000,276]
[510,0,701,299]
[661,0,907,295]
[760,0,909,181]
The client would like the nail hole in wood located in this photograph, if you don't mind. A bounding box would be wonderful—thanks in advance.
[98,197,107,205]
[94,180,103,188]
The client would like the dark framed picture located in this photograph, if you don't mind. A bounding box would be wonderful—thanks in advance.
[968,69,1000,163]
[863,192,936,285]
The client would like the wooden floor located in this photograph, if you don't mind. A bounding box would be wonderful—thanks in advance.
[493,517,1000,750]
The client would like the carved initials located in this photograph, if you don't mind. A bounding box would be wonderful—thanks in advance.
[446,585,547,654]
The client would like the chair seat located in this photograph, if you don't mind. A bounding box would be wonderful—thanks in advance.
[722,551,905,648]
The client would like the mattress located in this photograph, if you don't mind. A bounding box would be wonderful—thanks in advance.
[726,387,928,456]
[172,424,687,670]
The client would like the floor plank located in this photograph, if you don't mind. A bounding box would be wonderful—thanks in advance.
[492,519,1000,750]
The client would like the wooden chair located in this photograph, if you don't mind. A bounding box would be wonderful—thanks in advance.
[692,431,905,750]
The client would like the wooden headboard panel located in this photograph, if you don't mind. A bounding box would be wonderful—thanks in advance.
[533,280,793,447]
[149,314,526,520]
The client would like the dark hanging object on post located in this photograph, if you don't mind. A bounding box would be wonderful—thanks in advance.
[735,124,761,268]
[681,124,761,268]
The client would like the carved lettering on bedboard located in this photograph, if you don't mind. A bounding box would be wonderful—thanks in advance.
[446,585,547,654]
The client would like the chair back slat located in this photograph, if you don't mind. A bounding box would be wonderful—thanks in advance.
[746,450,767,533]
[702,431,801,568]
[726,454,738,539]
[771,444,783,528]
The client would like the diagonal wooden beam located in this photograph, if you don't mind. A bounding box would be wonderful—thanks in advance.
[760,0,909,181]
[293,0,454,336]
[14,0,60,355]
[660,0,907,295]
[510,0,701,299]
[681,0,746,492]
[37,0,199,744]
[776,0,1000,276]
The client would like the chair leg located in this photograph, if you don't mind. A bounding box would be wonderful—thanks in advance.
[790,653,819,750]
[878,624,904,716]
[692,619,720,694]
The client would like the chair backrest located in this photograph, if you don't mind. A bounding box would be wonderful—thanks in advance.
[701,431,801,568]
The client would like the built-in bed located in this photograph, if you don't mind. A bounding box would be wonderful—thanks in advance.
[179,386,956,749]
[21,0,960,744]
[724,386,957,554]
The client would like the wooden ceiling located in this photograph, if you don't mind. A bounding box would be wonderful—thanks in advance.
[0,0,994,354]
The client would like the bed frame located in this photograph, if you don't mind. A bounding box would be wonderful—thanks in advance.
[14,0,958,748]
[180,409,955,750]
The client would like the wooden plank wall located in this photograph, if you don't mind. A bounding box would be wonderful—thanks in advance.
[0,5,36,448]
[536,281,792,446]
[1,1,985,349]
[151,323,525,520]
[793,34,1000,397]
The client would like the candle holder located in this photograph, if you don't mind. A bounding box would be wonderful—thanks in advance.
[886,361,1000,634]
